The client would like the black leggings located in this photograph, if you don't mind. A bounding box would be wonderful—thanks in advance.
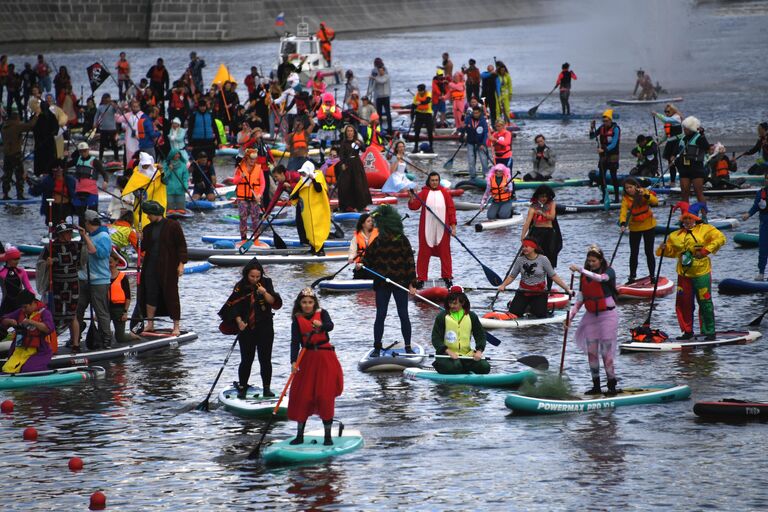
[628,228,656,279]
[412,113,434,152]
[508,292,549,318]
[238,323,274,390]
[99,130,120,161]
[598,157,619,202]
[374,285,411,348]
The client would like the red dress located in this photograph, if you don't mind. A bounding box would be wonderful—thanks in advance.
[287,310,344,422]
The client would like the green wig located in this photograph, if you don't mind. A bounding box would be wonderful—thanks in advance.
[371,204,404,236]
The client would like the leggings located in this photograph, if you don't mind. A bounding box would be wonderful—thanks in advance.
[598,157,619,203]
[586,339,615,380]
[238,323,274,390]
[628,228,656,279]
[373,285,411,348]
[99,130,120,161]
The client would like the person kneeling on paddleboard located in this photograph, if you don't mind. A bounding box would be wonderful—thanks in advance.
[288,288,343,446]
[568,245,619,395]
[481,163,515,221]
[432,286,490,375]
[498,237,572,319]
[657,202,725,341]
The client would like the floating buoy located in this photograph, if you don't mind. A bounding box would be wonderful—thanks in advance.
[89,491,107,510]
[69,457,84,471]
[23,427,38,441]
[1,399,13,413]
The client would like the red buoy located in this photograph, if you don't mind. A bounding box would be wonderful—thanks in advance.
[23,427,38,441]
[69,457,84,471]
[1,399,13,413]
[89,491,107,510]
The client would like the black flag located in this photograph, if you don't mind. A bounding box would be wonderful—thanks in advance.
[86,62,110,92]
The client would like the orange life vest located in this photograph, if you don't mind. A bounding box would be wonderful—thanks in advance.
[581,274,610,313]
[13,304,54,350]
[235,160,264,200]
[490,176,513,203]
[492,129,512,159]
[150,66,165,83]
[291,130,308,151]
[714,158,729,178]
[136,115,147,140]
[295,310,330,347]
[450,86,465,101]
[325,162,337,185]
[626,193,654,223]
[110,272,127,305]
[116,60,130,78]
[414,93,432,114]
[354,229,379,262]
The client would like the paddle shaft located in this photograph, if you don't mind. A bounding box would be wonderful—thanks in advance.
[652,114,667,188]
[46,199,54,309]
[559,273,575,375]
[249,347,307,459]
[644,205,675,326]
[529,85,558,115]
[490,243,525,310]
[443,141,465,169]
[310,261,351,288]
[196,334,240,411]
[610,209,631,267]
[193,160,223,200]
[464,196,491,226]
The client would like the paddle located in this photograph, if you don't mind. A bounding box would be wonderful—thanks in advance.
[362,265,500,347]
[748,306,768,327]
[558,273,575,375]
[432,354,548,370]
[465,286,567,294]
[463,196,491,226]
[310,262,350,288]
[527,85,558,117]
[249,346,307,459]
[652,113,667,188]
[196,333,240,411]
[489,243,524,310]
[330,218,345,239]
[408,190,502,286]
[192,160,223,201]
[641,204,675,327]
[610,209,631,266]
[442,141,465,170]
[46,199,54,311]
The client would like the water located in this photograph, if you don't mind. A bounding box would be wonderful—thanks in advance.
[3,4,768,510]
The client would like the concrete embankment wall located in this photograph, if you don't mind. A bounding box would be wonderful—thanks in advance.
[0,0,550,43]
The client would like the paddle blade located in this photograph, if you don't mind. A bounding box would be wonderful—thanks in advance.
[517,355,549,370]
[331,220,345,239]
[442,157,455,170]
[749,310,767,327]
[195,399,210,412]
[271,228,287,249]
[483,265,503,287]
[486,331,501,347]
[527,106,538,117]
[238,240,254,254]
[310,275,331,288]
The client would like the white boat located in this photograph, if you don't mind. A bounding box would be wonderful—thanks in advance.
[274,20,343,86]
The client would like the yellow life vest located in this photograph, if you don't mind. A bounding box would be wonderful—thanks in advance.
[444,312,473,356]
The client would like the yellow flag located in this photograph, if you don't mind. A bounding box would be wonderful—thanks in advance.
[211,64,236,87]
[122,165,167,228]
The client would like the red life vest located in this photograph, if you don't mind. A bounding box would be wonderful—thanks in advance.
[170,91,185,110]
[295,311,330,347]
[664,120,682,138]
[597,123,618,153]
[490,176,513,203]
[13,304,50,349]
[581,274,610,313]
[150,66,165,83]
[492,129,512,159]
[354,229,379,262]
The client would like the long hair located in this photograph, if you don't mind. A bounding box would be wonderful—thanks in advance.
[355,212,371,233]
[585,245,608,273]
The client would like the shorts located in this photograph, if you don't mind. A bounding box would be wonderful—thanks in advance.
[433,100,446,113]
[193,182,215,196]
[678,166,707,180]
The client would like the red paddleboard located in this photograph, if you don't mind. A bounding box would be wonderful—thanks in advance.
[616,276,674,300]
[548,293,569,309]
[361,147,390,189]
[417,287,449,303]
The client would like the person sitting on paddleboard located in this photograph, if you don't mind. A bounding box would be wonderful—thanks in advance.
[619,177,658,285]
[657,202,725,341]
[218,257,282,399]
[741,171,768,281]
[1,290,55,373]
[361,204,418,358]
[568,245,619,395]
[431,285,490,375]
[348,213,378,279]
[288,288,343,446]
[481,163,515,221]
[525,134,556,182]
[498,237,572,319]
[521,185,563,288]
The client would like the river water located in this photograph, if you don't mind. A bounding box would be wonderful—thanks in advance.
[3,3,768,510]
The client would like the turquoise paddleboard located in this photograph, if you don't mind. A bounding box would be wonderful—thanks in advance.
[403,367,537,388]
[262,429,364,466]
[218,386,288,419]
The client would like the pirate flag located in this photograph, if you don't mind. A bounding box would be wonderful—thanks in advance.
[86,62,110,92]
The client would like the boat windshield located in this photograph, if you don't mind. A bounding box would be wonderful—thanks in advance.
[281,41,297,55]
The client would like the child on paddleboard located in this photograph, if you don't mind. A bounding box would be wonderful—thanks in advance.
[288,288,343,446]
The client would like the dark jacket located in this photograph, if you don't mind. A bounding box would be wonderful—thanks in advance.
[361,231,417,289]
[218,276,282,328]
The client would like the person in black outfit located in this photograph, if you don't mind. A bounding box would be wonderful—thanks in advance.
[218,258,282,399]
[481,65,498,127]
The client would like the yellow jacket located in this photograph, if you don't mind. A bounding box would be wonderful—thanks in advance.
[619,189,658,232]
[656,223,726,277]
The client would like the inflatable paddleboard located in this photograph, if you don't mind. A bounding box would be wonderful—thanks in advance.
[404,366,537,388]
[607,97,684,106]
[510,111,610,121]
[218,386,288,419]
[318,279,374,292]
[556,201,622,214]
[480,310,567,330]
[357,342,427,372]
[186,198,235,210]
[0,366,105,389]
[361,146,391,189]
[183,262,212,274]
[616,276,674,300]
[200,235,350,249]
[619,330,761,353]
[654,187,760,198]
[166,209,195,219]
[474,214,524,232]
[208,252,348,266]
[734,233,759,248]
[505,384,691,414]
[693,399,768,420]
[262,428,364,466]
[718,278,768,295]
[188,246,306,260]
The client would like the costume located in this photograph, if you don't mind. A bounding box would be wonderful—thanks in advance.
[431,308,489,374]
[408,185,456,281]
[290,163,331,253]
[1,302,55,373]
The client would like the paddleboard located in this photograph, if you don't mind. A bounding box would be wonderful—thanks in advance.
[607,97,684,106]
[361,146,391,189]
[734,233,759,248]
[200,235,350,249]
[480,310,567,330]
[17,244,44,255]
[718,278,768,295]
[186,198,236,210]
[328,196,397,208]
[556,201,622,214]
[548,293,569,309]
[693,399,768,420]
[474,214,524,232]
[403,366,537,388]
[183,262,212,274]
[187,246,307,260]
[357,342,427,372]
[166,209,195,219]
[216,147,240,157]
[454,201,482,211]
[619,330,761,353]
[616,276,674,300]
[318,279,374,292]
[514,178,591,190]
[510,111,609,121]
[223,212,361,226]
[408,152,439,160]
[208,252,348,266]
[217,386,288,419]
[505,384,691,414]
[417,286,449,303]
[0,366,105,390]
[655,218,739,234]
[262,428,364,466]
[653,187,760,198]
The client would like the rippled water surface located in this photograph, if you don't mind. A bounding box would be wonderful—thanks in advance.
[2,4,768,510]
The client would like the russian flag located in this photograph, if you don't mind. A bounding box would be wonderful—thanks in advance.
[275,12,285,27]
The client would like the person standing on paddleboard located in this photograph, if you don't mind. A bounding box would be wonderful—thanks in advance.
[408,172,457,289]
[520,185,563,288]
[556,63,576,116]
[337,125,373,212]
[736,122,768,176]
[219,258,282,399]
[288,288,343,446]
[741,171,768,280]
[653,103,683,185]
[589,109,621,204]
[431,286,490,375]
[619,177,658,284]
[410,84,434,154]
[361,204,417,358]
[462,101,489,180]
[233,148,265,242]
[497,237,572,319]
[568,245,619,395]
[675,116,710,204]
[481,163,515,220]
[657,202,725,341]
